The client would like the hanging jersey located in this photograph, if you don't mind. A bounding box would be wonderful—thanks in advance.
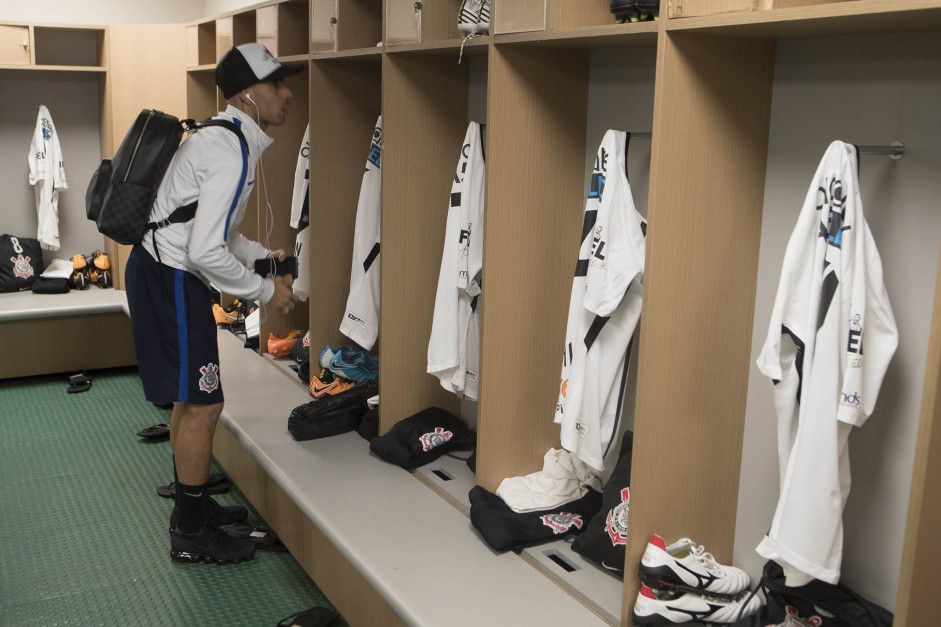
[555,130,646,471]
[755,140,897,585]
[340,116,383,350]
[427,122,485,400]
[28,105,68,251]
[290,124,310,229]
[293,225,310,301]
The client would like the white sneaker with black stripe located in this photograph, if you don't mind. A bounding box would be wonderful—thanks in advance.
[458,0,490,36]
[632,584,763,625]
[639,534,751,597]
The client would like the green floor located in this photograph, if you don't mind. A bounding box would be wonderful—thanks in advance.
[0,367,343,627]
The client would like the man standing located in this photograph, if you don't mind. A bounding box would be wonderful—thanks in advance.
[125,43,301,564]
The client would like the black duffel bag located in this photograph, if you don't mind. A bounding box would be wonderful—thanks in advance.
[287,381,378,441]
[730,560,893,627]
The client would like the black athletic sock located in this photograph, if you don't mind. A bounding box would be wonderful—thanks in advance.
[175,481,208,534]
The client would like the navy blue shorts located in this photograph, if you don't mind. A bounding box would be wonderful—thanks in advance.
[125,245,224,405]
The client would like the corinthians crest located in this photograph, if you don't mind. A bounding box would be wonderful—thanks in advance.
[11,254,34,280]
[419,427,453,452]
[198,362,220,393]
[540,512,583,535]
[605,487,630,546]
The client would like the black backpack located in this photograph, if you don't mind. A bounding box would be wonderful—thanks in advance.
[85,109,247,245]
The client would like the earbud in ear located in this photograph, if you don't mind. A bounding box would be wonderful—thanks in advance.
[243,92,255,105]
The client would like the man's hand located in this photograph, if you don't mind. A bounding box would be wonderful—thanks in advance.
[268,275,299,314]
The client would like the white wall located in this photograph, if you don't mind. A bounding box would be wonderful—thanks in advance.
[735,30,941,611]
[204,0,262,18]
[0,0,203,24]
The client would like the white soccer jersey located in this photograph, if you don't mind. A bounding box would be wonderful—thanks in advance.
[290,124,310,229]
[290,124,311,300]
[28,105,68,251]
[756,140,897,585]
[555,130,646,472]
[293,225,310,301]
[340,116,383,350]
[427,122,485,400]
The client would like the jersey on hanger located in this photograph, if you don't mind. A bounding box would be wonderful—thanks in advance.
[555,130,646,472]
[28,105,68,251]
[756,140,897,585]
[340,116,383,350]
[427,122,485,400]
[290,123,310,229]
[289,124,311,300]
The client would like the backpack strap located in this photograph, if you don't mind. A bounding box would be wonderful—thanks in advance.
[144,117,250,261]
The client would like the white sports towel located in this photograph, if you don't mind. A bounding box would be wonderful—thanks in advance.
[496,448,602,513]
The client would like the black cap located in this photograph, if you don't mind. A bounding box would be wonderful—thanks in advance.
[215,43,302,100]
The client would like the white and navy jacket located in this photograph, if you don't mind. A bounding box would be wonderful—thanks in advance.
[142,105,274,304]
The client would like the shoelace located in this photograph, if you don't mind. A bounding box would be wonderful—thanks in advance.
[690,544,724,573]
[458,32,478,64]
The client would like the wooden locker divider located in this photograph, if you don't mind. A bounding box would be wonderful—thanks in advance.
[475,43,591,492]
[622,30,776,613]
[307,57,382,369]
[379,52,469,433]
[251,65,311,349]
[107,23,187,288]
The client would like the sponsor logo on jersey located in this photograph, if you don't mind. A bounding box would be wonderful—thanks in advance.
[198,362,220,394]
[345,311,368,328]
[574,421,589,438]
[841,391,861,407]
[41,116,53,141]
[540,512,583,535]
[465,370,478,383]
[11,254,34,280]
[367,124,382,169]
[846,313,864,366]
[605,487,630,546]
[419,427,453,452]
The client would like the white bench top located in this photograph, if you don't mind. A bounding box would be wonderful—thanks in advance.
[216,330,610,627]
[0,288,129,321]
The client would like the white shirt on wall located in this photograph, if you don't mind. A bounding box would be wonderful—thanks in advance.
[290,124,311,301]
[555,130,646,472]
[340,116,383,350]
[427,121,485,400]
[28,105,67,251]
[756,140,898,585]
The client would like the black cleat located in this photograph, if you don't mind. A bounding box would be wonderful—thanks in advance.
[170,525,255,564]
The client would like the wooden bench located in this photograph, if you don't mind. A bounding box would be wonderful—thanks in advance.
[212,329,613,627]
[0,289,136,379]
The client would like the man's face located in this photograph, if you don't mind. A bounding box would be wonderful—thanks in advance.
[247,79,293,127]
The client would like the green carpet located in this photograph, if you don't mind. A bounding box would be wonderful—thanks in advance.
[0,367,343,627]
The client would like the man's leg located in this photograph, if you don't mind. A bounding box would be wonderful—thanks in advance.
[168,400,254,564]
[171,401,222,533]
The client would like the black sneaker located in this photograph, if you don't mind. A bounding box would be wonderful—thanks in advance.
[170,525,255,564]
[169,496,248,532]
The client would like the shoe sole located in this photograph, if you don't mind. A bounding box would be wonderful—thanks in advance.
[639,567,749,600]
[170,549,255,564]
